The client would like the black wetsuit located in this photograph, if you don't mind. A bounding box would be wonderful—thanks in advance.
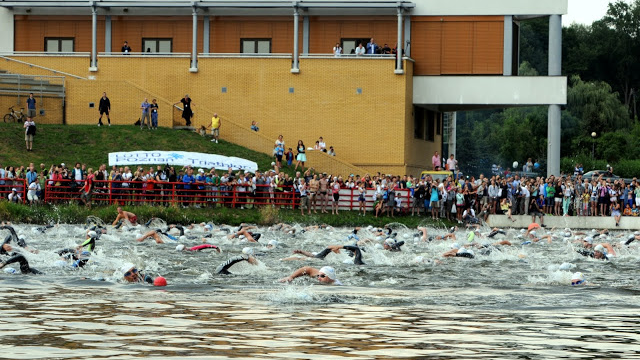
[487,229,506,238]
[624,237,636,246]
[57,249,89,268]
[34,225,54,233]
[577,249,609,260]
[314,245,365,265]
[215,255,252,275]
[386,240,405,252]
[0,229,40,274]
[455,252,475,259]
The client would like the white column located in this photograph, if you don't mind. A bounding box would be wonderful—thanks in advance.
[90,6,98,71]
[394,8,403,74]
[203,16,210,54]
[0,8,14,52]
[190,6,198,72]
[503,15,513,76]
[105,15,112,53]
[403,15,411,57]
[291,8,300,73]
[547,14,562,177]
[302,15,309,55]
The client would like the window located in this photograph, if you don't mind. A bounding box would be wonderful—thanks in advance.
[45,38,74,52]
[426,110,435,142]
[241,39,271,54]
[341,38,367,55]
[414,106,425,140]
[143,38,172,53]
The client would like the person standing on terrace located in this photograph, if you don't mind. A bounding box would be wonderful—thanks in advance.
[174,94,195,127]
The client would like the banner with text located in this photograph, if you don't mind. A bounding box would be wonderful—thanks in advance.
[108,151,258,172]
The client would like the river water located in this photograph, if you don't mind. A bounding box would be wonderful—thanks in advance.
[1,222,640,359]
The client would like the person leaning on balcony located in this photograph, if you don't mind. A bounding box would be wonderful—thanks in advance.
[355,43,365,56]
[333,43,342,56]
[121,40,132,54]
[366,38,378,54]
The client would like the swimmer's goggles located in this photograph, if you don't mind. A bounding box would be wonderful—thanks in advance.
[316,274,327,279]
[124,268,138,278]
[571,279,584,286]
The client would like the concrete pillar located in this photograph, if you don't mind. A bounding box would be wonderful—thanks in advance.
[448,112,457,159]
[403,15,411,57]
[203,16,210,54]
[90,6,98,71]
[105,15,112,53]
[547,14,562,177]
[0,8,14,52]
[190,6,198,72]
[291,8,300,73]
[394,8,403,74]
[503,15,513,76]
[302,15,309,55]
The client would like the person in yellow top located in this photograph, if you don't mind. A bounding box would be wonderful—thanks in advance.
[208,113,221,143]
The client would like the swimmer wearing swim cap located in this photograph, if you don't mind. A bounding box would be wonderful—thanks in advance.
[279,266,342,285]
[571,272,585,286]
[0,242,42,274]
[122,264,154,284]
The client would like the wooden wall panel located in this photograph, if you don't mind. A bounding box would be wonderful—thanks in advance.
[210,17,298,53]
[411,16,504,76]
[472,21,504,74]
[110,17,202,53]
[308,17,396,54]
[14,16,104,52]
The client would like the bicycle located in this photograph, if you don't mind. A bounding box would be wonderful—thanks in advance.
[3,106,26,123]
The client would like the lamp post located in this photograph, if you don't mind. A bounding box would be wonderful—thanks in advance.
[591,132,597,159]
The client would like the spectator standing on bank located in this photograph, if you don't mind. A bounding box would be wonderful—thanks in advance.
[295,140,306,172]
[26,93,36,119]
[23,116,35,152]
[174,94,195,127]
[98,92,111,126]
[121,40,132,54]
[209,113,221,143]
[366,38,378,54]
[150,99,159,129]
[140,98,151,130]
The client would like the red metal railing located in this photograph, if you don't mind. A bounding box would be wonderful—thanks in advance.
[0,178,27,203]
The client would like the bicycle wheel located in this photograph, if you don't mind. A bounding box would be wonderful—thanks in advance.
[3,114,11,123]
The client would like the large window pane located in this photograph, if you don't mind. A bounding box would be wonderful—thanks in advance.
[60,40,73,52]
[144,40,155,53]
[342,40,356,55]
[46,39,59,52]
[257,41,270,53]
[158,40,171,53]
[242,40,255,53]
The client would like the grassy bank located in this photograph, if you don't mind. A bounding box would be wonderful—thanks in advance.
[0,123,292,175]
[0,202,456,228]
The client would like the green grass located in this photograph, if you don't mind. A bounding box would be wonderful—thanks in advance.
[0,123,287,175]
[0,202,457,228]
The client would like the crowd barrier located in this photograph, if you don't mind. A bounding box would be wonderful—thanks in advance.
[1,178,414,211]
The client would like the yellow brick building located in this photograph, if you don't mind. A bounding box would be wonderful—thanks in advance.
[0,0,568,176]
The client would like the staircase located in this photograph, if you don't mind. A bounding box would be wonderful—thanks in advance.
[0,71,65,99]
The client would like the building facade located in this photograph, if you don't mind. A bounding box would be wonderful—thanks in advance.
[0,0,567,176]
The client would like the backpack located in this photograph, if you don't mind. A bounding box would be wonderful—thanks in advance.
[27,124,36,135]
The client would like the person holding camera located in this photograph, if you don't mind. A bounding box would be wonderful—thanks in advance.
[24,117,36,151]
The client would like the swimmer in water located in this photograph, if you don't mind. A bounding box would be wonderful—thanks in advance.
[34,224,55,234]
[122,264,155,283]
[136,228,179,243]
[0,243,41,274]
[283,244,365,265]
[227,228,262,242]
[113,207,138,227]
[56,230,100,268]
[577,243,614,260]
[215,253,258,275]
[301,224,331,233]
[176,243,221,252]
[279,266,342,285]
[571,272,586,286]
[271,223,296,234]
[622,231,640,246]
[383,238,404,252]
[1,225,38,253]
[442,243,475,259]
[486,228,507,238]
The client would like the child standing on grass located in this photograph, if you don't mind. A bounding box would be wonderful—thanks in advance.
[285,148,294,167]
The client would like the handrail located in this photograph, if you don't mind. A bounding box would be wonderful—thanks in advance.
[198,53,292,59]
[0,51,90,57]
[99,52,191,57]
[301,53,396,58]
[0,55,87,80]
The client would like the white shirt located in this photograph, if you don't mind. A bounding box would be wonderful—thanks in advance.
[333,46,342,56]
[318,141,326,150]
[520,186,530,198]
[8,192,21,202]
[446,158,457,171]
[355,46,365,56]
[74,168,83,181]
[462,208,476,218]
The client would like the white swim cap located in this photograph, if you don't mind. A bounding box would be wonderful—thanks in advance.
[179,236,187,242]
[413,237,420,243]
[271,161,276,166]
[367,225,373,230]
[384,239,395,246]
[87,230,97,238]
[530,230,537,237]
[571,272,585,285]
[594,244,605,253]
[458,247,469,254]
[402,234,409,239]
[520,229,526,234]
[176,244,185,251]
[635,231,640,236]
[375,236,382,241]
[319,266,336,280]
[374,243,383,250]
[242,247,254,255]
[564,232,571,238]
[3,267,16,274]
[239,235,246,240]
[267,240,278,248]
[584,237,593,244]
[121,263,135,274]
[204,224,213,231]
[414,256,425,263]
[451,243,460,249]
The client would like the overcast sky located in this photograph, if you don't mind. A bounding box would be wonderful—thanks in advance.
[565,0,632,25]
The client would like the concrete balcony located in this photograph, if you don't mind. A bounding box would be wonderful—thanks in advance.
[413,75,567,111]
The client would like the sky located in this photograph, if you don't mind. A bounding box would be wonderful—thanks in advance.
[565,0,632,25]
